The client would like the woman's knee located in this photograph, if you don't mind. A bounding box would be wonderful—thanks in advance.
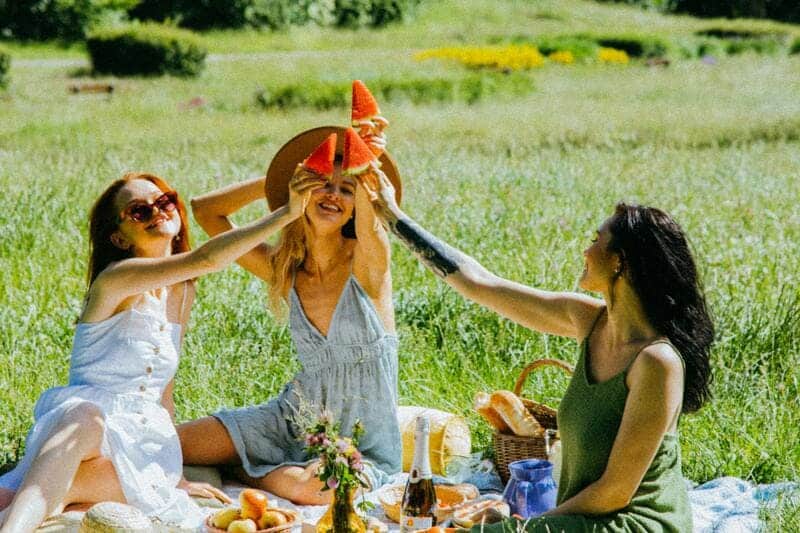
[59,403,105,449]
[178,416,237,465]
[0,487,15,511]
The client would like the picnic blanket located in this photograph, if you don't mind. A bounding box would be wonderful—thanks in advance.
[17,466,799,532]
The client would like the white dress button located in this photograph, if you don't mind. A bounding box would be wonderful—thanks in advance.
[146,366,153,374]
[153,346,160,355]
[139,384,146,392]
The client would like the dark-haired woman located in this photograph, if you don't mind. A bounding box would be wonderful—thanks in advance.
[0,171,322,533]
[360,170,713,532]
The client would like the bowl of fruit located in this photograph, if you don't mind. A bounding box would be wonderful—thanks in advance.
[206,489,300,533]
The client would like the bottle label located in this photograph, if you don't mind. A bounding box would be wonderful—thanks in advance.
[400,515,433,532]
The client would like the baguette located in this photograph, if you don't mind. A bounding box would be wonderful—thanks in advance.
[489,390,543,437]
[474,392,511,433]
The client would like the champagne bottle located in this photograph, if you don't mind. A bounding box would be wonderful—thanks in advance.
[400,416,437,532]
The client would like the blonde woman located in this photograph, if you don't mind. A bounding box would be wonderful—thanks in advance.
[178,125,403,505]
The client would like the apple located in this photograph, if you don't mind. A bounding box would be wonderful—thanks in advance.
[239,489,269,521]
[257,510,288,530]
[211,507,240,529]
[227,519,257,533]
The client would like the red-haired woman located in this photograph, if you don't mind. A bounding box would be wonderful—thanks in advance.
[0,171,322,533]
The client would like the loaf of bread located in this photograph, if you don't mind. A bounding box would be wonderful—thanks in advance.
[489,390,543,437]
[474,392,511,433]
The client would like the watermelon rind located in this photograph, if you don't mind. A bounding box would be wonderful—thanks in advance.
[342,127,377,177]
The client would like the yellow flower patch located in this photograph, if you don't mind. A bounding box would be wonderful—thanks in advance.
[415,45,546,71]
[598,47,630,64]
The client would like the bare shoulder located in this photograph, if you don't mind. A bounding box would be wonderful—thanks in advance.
[572,297,606,341]
[629,342,684,383]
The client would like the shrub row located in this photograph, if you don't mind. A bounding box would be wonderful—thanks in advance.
[255,73,533,110]
[0,0,420,40]
[593,0,800,23]
[0,45,9,88]
[87,24,207,77]
[129,0,421,31]
[498,28,800,61]
[0,0,139,41]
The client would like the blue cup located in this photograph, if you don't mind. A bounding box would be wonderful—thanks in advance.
[502,459,557,518]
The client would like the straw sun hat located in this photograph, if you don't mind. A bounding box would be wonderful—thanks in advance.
[265,125,402,211]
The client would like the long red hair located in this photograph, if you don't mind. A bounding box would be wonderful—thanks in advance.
[87,172,191,285]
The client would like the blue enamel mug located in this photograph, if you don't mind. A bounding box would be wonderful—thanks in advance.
[502,459,557,518]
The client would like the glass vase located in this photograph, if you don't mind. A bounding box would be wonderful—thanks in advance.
[316,486,366,533]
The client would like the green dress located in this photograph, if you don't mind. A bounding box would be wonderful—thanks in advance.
[477,314,692,532]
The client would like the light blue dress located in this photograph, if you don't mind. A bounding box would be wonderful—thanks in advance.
[0,290,203,528]
[214,273,401,489]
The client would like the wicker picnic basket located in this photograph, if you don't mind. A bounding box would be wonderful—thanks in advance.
[493,358,574,483]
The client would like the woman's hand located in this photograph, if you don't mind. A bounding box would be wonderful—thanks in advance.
[178,477,232,504]
[357,116,388,155]
[288,164,327,220]
[357,162,397,218]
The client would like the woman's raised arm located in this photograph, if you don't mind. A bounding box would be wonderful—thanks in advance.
[361,170,602,339]
[84,173,325,322]
[190,175,273,281]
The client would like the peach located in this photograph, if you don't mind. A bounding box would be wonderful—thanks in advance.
[239,489,269,521]
[227,518,257,533]
[257,510,288,530]
[211,507,240,529]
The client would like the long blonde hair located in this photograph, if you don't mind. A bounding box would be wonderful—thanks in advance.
[266,218,307,316]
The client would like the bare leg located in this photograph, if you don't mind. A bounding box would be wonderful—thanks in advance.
[63,456,125,511]
[237,463,332,506]
[177,416,238,466]
[0,403,106,533]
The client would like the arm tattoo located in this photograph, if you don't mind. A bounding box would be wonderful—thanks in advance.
[389,217,461,278]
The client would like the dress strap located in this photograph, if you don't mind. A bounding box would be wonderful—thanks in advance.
[581,306,606,346]
[178,281,191,324]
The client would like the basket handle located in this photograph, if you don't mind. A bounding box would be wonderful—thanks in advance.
[513,358,574,397]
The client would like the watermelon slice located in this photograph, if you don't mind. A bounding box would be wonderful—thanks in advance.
[302,133,337,178]
[342,127,378,176]
[351,80,381,126]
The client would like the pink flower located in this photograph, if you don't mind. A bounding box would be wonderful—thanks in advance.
[336,439,349,453]
[327,477,339,490]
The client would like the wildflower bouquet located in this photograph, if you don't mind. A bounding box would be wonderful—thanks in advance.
[304,414,370,496]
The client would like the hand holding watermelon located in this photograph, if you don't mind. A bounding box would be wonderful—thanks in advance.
[288,164,327,218]
[352,80,388,156]
[356,162,398,217]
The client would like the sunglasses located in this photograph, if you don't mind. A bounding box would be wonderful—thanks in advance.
[118,191,178,224]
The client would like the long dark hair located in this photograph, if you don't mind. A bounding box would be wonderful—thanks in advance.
[87,172,191,284]
[608,203,714,413]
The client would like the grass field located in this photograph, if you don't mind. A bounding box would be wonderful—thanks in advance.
[1,0,799,528]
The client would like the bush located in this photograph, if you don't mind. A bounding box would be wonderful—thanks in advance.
[724,37,784,56]
[577,32,672,58]
[694,38,725,58]
[0,0,138,41]
[128,0,418,30]
[87,24,207,77]
[0,45,10,88]
[532,36,598,61]
[672,0,800,24]
[255,73,534,110]
[791,38,800,55]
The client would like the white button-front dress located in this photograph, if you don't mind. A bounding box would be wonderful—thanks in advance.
[0,292,203,529]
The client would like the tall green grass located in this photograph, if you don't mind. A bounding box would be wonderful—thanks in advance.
[0,2,798,524]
